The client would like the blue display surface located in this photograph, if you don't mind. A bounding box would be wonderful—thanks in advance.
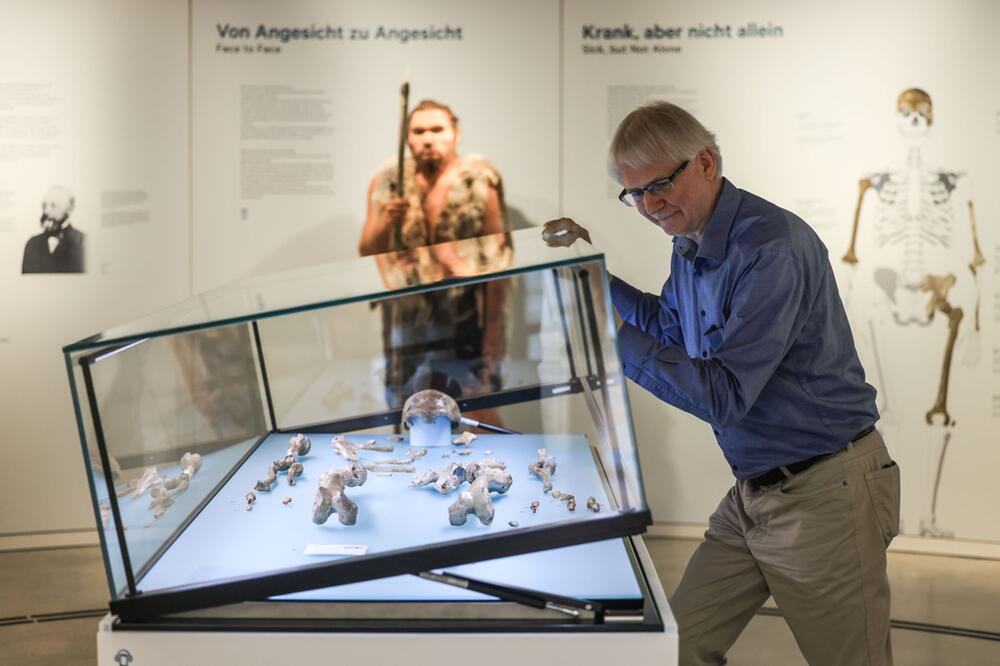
[136,432,642,602]
[98,438,256,594]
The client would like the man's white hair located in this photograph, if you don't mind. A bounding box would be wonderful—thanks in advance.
[609,101,722,182]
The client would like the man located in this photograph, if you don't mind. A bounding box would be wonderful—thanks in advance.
[22,185,85,273]
[360,99,508,411]
[544,101,899,665]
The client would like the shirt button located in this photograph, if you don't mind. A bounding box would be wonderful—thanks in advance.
[701,350,708,358]
[700,309,706,317]
[732,464,738,471]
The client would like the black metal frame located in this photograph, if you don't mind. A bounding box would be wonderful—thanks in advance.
[111,533,663,633]
[72,259,654,625]
[109,510,651,623]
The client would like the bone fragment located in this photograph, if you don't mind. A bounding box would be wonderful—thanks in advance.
[312,463,368,526]
[448,468,513,526]
[332,436,358,461]
[120,467,163,499]
[288,433,312,456]
[273,455,296,472]
[180,453,203,476]
[402,389,462,429]
[364,463,415,474]
[921,274,964,426]
[358,441,393,452]
[333,435,393,461]
[255,464,277,492]
[411,463,468,493]
[452,431,477,446]
[374,448,428,465]
[542,219,591,247]
[529,448,557,493]
[149,475,188,510]
[287,462,304,485]
[141,452,203,518]
[462,460,507,483]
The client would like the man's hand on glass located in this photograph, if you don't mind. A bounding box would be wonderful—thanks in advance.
[542,217,592,247]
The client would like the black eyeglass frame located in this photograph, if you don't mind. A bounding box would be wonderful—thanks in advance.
[618,160,690,207]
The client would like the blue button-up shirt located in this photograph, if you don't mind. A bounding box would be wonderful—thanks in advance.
[612,178,878,479]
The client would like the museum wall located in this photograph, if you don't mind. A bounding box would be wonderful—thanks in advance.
[1,0,998,553]
[0,0,191,545]
[561,0,1000,548]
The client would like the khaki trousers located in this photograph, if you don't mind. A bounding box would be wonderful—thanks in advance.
[670,429,900,665]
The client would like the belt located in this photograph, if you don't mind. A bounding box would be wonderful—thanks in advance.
[749,424,876,488]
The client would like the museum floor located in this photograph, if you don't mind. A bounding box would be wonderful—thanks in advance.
[2,536,999,665]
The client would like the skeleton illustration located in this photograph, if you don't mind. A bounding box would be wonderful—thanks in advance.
[843,88,985,538]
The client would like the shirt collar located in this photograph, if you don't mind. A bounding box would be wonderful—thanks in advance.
[672,178,740,265]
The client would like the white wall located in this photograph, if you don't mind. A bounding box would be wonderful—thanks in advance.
[1,0,998,552]
[0,0,190,541]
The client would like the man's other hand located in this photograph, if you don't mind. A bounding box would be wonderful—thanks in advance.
[542,218,592,247]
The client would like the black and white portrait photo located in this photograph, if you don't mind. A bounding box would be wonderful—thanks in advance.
[21,185,85,274]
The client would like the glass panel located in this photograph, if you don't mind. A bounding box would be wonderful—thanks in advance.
[66,230,649,612]
[63,229,603,352]
[260,269,574,424]
[69,325,267,598]
[126,259,645,597]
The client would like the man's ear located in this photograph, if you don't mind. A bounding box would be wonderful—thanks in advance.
[697,149,717,181]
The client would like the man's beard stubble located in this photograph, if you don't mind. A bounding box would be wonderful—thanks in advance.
[415,150,443,178]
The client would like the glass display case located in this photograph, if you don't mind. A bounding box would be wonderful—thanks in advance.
[65,228,661,631]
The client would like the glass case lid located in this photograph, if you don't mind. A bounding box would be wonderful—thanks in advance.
[66,228,651,622]
[63,228,603,353]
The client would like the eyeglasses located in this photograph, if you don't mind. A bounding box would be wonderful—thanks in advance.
[618,160,689,207]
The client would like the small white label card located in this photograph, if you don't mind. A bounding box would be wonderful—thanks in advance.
[304,543,368,556]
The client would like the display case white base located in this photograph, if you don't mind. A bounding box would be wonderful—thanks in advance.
[96,537,676,665]
[98,621,677,666]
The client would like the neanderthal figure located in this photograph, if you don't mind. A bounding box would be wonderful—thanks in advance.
[843,88,985,538]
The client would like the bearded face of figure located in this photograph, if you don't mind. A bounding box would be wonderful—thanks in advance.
[408,108,460,174]
[40,186,74,232]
